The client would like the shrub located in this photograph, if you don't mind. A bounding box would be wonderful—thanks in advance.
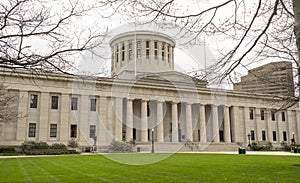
[21,141,49,151]
[68,139,79,149]
[108,141,133,152]
[251,141,273,151]
[51,143,67,150]
[0,146,16,153]
[280,141,291,151]
[23,149,79,155]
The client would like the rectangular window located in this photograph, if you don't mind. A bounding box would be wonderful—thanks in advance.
[51,96,59,110]
[70,125,77,138]
[146,40,150,48]
[273,131,277,141]
[251,130,255,141]
[271,111,276,121]
[162,51,165,61]
[30,94,38,108]
[137,40,141,48]
[137,49,141,58]
[28,123,36,137]
[116,45,119,63]
[122,43,125,50]
[71,97,78,110]
[260,109,265,120]
[154,50,158,59]
[121,43,125,61]
[90,125,96,138]
[283,131,287,141]
[122,51,125,61]
[129,50,133,60]
[249,109,254,120]
[146,49,150,59]
[50,124,57,138]
[129,40,132,49]
[281,111,286,121]
[262,131,266,141]
[90,98,97,111]
[154,41,158,49]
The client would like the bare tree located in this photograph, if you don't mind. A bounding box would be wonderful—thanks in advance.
[0,83,17,125]
[99,0,300,108]
[0,0,107,74]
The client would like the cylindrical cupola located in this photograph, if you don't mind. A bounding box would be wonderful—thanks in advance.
[109,31,175,76]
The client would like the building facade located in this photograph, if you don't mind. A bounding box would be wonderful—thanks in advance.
[234,61,295,97]
[0,31,299,150]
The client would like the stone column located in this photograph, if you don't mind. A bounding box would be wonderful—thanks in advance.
[16,91,28,141]
[185,103,193,141]
[171,102,179,142]
[79,95,89,143]
[141,100,148,142]
[98,96,108,145]
[224,106,231,143]
[287,110,294,143]
[199,104,206,143]
[59,94,70,142]
[126,99,133,141]
[266,109,272,142]
[212,105,220,143]
[296,111,300,143]
[114,97,123,141]
[254,108,261,141]
[39,92,49,141]
[106,97,114,142]
[156,100,164,142]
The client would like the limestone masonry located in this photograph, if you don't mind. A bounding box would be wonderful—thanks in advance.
[0,31,299,151]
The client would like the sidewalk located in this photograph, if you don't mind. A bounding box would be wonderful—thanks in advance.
[1,151,300,158]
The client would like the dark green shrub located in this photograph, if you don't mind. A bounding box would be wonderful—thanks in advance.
[51,143,67,150]
[21,141,49,151]
[108,141,133,152]
[0,146,16,153]
[251,141,273,151]
[23,149,79,155]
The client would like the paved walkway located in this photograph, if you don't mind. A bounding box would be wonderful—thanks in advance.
[1,151,300,158]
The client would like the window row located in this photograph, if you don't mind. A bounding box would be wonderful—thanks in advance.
[250,130,287,142]
[114,40,172,62]
[30,94,98,111]
[249,109,286,121]
[28,123,96,138]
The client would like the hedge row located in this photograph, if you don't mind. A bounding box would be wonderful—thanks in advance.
[23,149,79,155]
[21,141,67,151]
[0,146,16,153]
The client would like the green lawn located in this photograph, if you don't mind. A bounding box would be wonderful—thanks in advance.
[0,153,299,182]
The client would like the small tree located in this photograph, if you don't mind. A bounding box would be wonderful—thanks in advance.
[68,139,79,150]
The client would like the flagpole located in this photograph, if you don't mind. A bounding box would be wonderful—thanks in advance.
[134,24,137,79]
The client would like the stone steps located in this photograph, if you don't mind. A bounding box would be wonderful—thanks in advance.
[98,142,240,153]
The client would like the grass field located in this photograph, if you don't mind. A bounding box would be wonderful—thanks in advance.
[0,153,299,182]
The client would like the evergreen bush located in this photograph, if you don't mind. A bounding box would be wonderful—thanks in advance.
[108,141,133,152]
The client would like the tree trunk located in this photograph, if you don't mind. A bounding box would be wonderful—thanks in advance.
[293,0,300,95]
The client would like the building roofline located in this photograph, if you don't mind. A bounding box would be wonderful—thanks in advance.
[109,30,176,46]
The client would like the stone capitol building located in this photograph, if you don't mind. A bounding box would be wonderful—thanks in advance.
[0,30,299,151]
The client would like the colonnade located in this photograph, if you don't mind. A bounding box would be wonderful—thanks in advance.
[112,97,233,144]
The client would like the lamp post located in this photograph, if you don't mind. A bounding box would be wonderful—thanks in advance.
[291,132,295,152]
[247,133,251,147]
[151,129,155,153]
[93,136,97,153]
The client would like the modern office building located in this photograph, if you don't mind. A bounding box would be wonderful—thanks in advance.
[0,31,299,151]
[234,61,295,97]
